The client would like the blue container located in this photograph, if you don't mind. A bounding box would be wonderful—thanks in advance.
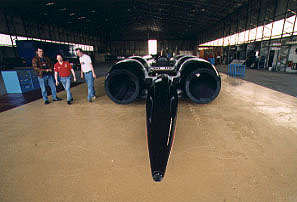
[208,58,215,65]
[228,64,246,77]
[1,69,40,93]
[1,71,22,93]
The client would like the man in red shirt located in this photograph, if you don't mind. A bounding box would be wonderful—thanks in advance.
[54,54,77,105]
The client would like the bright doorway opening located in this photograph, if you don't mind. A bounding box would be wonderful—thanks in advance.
[148,39,157,55]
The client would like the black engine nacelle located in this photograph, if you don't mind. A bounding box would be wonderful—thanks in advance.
[105,55,221,104]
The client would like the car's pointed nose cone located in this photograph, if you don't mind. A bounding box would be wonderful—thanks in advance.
[146,76,178,182]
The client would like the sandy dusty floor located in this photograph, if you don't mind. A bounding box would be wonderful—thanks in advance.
[0,74,297,202]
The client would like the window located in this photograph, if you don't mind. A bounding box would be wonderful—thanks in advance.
[199,15,297,47]
[0,33,94,51]
[0,33,13,46]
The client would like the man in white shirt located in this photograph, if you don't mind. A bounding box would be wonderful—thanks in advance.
[75,48,97,102]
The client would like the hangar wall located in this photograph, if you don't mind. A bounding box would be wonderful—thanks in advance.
[107,40,196,56]
[0,47,15,58]
[198,0,297,45]
[0,10,103,52]
[0,8,197,58]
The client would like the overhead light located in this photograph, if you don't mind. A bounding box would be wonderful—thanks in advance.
[201,8,206,12]
[91,10,96,13]
[69,13,76,16]
[77,16,86,20]
[59,8,67,11]
[45,2,55,6]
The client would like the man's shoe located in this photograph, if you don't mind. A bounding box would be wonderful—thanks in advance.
[53,97,62,101]
[88,99,92,102]
[71,98,73,101]
[91,96,96,101]
[67,101,72,105]
[44,100,50,105]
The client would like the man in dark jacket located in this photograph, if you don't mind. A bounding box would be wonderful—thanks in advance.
[32,48,61,104]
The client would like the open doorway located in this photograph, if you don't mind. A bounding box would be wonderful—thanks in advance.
[148,40,157,55]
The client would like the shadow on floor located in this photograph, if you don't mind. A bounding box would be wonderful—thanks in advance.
[0,82,82,113]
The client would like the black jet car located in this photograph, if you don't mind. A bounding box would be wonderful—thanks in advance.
[104,55,221,182]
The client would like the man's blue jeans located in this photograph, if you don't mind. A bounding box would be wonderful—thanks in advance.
[84,71,95,101]
[38,74,57,101]
[60,76,72,101]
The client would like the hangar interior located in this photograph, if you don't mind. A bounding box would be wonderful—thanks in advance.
[0,0,297,201]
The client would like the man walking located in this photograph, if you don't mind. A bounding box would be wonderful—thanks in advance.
[54,54,76,105]
[32,48,61,104]
[75,48,96,102]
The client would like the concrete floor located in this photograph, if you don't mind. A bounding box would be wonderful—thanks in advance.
[0,73,297,202]
[217,65,297,97]
[76,62,111,83]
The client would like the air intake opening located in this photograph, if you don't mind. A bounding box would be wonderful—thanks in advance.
[185,68,220,104]
[105,69,140,104]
